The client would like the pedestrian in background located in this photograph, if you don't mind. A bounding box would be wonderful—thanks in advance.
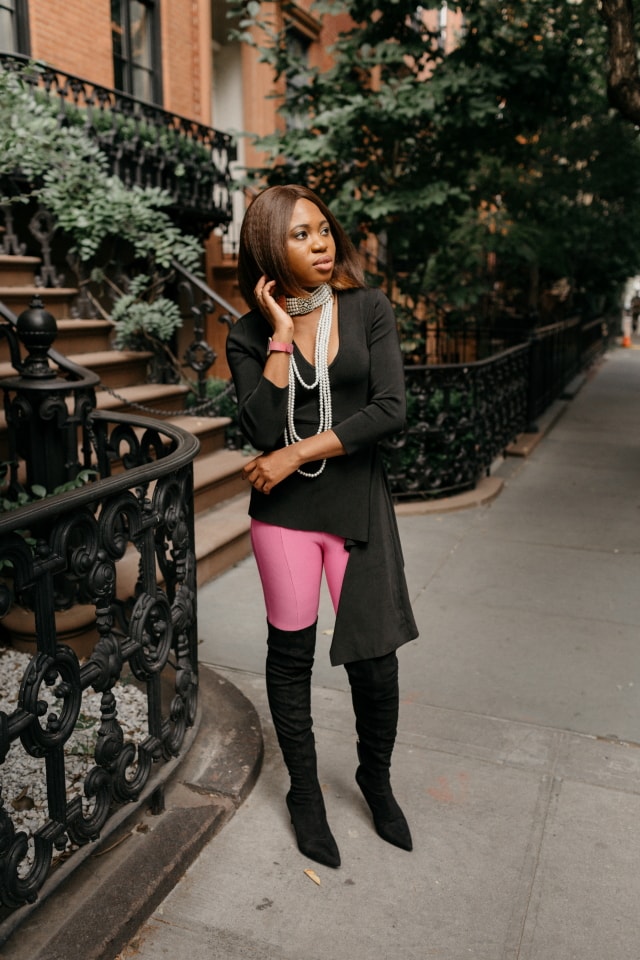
[226,184,418,869]
[631,288,640,333]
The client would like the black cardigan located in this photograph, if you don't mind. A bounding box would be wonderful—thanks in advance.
[226,286,418,664]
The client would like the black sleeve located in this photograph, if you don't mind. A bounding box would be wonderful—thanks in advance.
[332,289,406,454]
[226,314,288,451]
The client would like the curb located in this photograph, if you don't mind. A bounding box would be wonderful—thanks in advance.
[394,474,504,516]
[1,666,264,960]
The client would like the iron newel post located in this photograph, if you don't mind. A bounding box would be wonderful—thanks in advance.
[1,295,95,496]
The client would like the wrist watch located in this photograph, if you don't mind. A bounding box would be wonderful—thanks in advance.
[268,339,293,355]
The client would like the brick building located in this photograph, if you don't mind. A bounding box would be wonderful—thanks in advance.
[0,1,464,374]
[0,1,355,372]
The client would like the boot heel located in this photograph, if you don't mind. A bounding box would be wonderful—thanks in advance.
[355,766,413,851]
[286,790,341,868]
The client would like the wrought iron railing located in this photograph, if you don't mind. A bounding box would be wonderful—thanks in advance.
[383,313,607,499]
[526,314,609,429]
[173,257,240,402]
[0,300,200,918]
[0,52,236,234]
[384,344,530,499]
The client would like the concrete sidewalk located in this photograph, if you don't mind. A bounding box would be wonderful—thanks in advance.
[8,343,640,960]
[116,344,640,960]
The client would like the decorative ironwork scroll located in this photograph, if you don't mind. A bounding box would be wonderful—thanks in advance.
[384,345,530,499]
[0,415,199,912]
[0,298,199,914]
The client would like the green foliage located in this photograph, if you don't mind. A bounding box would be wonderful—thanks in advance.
[112,292,183,349]
[0,463,98,515]
[0,65,203,353]
[185,376,239,418]
[229,0,640,346]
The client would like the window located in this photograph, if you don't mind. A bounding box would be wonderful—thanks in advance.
[111,0,162,104]
[0,0,30,54]
[284,26,312,130]
[281,4,321,129]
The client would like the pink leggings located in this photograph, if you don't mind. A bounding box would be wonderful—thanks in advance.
[250,519,350,631]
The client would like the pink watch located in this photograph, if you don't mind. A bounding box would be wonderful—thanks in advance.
[268,339,294,355]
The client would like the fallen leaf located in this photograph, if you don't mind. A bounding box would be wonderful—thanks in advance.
[304,868,321,886]
[11,787,34,812]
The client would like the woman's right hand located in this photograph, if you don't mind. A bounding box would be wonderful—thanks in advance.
[255,275,294,341]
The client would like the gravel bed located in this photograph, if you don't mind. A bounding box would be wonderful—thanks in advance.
[0,646,148,843]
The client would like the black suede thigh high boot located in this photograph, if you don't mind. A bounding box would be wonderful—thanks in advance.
[266,621,340,868]
[345,651,412,851]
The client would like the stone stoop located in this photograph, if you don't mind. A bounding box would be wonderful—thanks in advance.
[0,255,252,631]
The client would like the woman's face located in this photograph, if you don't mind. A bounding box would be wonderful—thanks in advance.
[285,198,336,292]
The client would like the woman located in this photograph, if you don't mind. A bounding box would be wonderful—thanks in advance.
[226,184,418,870]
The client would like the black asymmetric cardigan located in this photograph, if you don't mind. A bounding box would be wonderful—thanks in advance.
[226,286,418,665]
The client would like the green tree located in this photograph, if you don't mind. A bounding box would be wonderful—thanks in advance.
[0,66,202,361]
[232,0,640,353]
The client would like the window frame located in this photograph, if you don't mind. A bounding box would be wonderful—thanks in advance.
[0,0,31,55]
[111,0,163,105]
[282,4,320,131]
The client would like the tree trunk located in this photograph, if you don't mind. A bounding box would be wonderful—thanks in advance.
[600,0,640,124]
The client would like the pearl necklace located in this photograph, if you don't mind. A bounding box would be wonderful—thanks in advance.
[284,283,333,478]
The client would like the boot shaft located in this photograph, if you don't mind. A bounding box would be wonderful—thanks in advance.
[265,620,319,792]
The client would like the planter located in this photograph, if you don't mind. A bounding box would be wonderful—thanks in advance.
[0,602,98,659]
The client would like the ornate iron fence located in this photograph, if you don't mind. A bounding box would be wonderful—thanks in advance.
[384,344,530,499]
[383,313,607,500]
[0,300,199,918]
[0,53,236,234]
[526,314,609,429]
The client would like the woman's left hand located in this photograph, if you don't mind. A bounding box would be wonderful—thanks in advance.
[243,448,298,495]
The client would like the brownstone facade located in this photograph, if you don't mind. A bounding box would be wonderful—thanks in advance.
[16,0,212,123]
[28,0,114,83]
[2,2,465,377]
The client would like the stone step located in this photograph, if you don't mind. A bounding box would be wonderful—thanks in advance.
[94,382,190,415]
[0,255,42,286]
[193,447,250,514]
[168,415,231,458]
[193,491,252,586]
[62,349,154,389]
[0,350,154,391]
[0,286,78,319]
[0,318,115,365]
[52,319,114,356]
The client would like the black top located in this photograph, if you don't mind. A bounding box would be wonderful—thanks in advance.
[225,286,406,543]
[226,285,418,664]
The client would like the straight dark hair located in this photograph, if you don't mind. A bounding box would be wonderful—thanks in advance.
[237,184,365,309]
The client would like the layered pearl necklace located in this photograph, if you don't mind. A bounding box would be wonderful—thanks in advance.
[284,282,334,478]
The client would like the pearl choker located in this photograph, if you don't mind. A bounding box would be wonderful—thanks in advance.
[285,283,333,317]
[284,283,333,478]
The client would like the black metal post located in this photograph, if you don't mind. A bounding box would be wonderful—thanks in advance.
[3,296,83,494]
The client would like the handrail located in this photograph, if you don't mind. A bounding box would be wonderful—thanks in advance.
[0,409,200,534]
[171,257,241,323]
